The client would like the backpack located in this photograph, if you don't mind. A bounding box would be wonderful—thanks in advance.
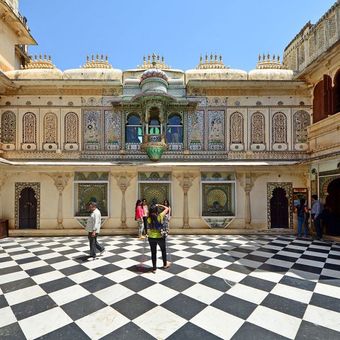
[149,215,169,238]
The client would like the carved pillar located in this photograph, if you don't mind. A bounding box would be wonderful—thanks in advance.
[238,172,257,228]
[0,174,8,218]
[113,173,134,228]
[176,173,196,228]
[48,173,71,229]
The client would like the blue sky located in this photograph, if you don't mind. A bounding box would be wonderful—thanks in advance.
[20,0,335,71]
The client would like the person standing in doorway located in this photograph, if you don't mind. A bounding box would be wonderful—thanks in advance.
[311,194,323,240]
[86,201,105,260]
[135,200,144,239]
[142,199,149,235]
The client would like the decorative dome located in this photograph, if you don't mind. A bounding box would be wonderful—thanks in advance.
[248,54,294,80]
[140,68,168,83]
[186,54,247,81]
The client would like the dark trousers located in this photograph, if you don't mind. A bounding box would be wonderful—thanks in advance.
[143,216,148,234]
[88,232,104,258]
[314,216,323,239]
[148,237,167,270]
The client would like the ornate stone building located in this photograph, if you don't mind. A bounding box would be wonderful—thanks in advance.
[0,0,339,235]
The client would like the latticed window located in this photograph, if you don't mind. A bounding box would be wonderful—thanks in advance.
[230,112,244,144]
[272,112,287,143]
[125,114,142,143]
[293,110,310,143]
[43,112,57,143]
[166,114,183,143]
[251,112,265,144]
[1,111,16,144]
[64,112,79,144]
[22,112,37,144]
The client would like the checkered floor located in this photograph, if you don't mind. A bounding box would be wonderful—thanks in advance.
[1,235,340,339]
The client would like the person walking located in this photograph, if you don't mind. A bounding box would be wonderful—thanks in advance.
[142,199,149,235]
[147,203,171,273]
[296,198,308,238]
[85,201,105,260]
[311,194,323,240]
[135,200,145,239]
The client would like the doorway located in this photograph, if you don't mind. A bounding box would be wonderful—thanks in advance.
[270,187,289,228]
[19,187,37,229]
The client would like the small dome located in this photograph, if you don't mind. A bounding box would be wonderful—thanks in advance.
[140,68,168,83]
[63,68,122,81]
[185,68,247,81]
[248,69,294,80]
[5,68,63,80]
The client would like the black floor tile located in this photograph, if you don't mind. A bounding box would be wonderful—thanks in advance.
[279,276,316,291]
[93,263,121,275]
[102,322,154,340]
[192,263,220,274]
[291,263,322,274]
[295,320,340,340]
[240,276,276,292]
[0,265,22,275]
[161,293,207,320]
[0,294,9,308]
[60,264,88,276]
[232,322,289,340]
[35,323,90,340]
[168,322,220,340]
[161,276,195,292]
[80,276,113,293]
[200,275,231,292]
[0,277,36,294]
[0,322,26,339]
[40,277,76,294]
[310,293,340,313]
[25,265,55,277]
[121,276,155,292]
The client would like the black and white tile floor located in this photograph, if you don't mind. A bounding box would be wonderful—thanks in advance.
[1,235,340,339]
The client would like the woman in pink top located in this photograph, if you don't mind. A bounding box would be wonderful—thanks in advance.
[135,200,144,239]
[142,198,149,235]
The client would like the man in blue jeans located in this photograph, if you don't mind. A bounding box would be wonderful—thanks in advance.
[311,195,323,240]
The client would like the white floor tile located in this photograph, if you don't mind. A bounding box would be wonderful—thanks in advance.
[134,306,186,340]
[5,285,46,305]
[0,260,17,269]
[314,282,340,299]
[271,283,313,304]
[20,260,48,271]
[94,284,134,305]
[68,270,102,284]
[50,260,79,270]
[303,305,340,332]
[105,269,137,283]
[296,258,325,268]
[177,268,210,283]
[227,283,268,304]
[191,305,244,339]
[0,306,17,328]
[321,268,340,279]
[50,285,90,305]
[248,305,301,339]
[0,271,28,284]
[76,306,129,340]
[174,258,201,268]
[214,268,247,283]
[32,271,65,285]
[250,269,284,283]
[139,283,178,305]
[19,307,72,339]
[182,283,223,305]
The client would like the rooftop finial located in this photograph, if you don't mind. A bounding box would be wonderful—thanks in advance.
[82,54,112,69]
[137,53,170,69]
[197,53,227,69]
[256,53,286,69]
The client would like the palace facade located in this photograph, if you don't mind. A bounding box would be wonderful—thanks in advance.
[0,0,339,235]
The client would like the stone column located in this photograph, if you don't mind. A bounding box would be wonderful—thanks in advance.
[176,173,196,228]
[238,173,256,228]
[0,174,8,219]
[113,173,134,228]
[48,173,71,229]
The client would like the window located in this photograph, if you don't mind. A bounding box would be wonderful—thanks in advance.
[1,111,16,144]
[125,114,143,143]
[74,172,109,217]
[166,114,183,144]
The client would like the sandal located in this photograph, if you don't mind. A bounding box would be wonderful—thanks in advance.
[163,262,171,269]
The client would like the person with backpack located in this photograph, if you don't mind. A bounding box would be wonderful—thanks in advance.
[147,203,171,273]
[295,198,308,238]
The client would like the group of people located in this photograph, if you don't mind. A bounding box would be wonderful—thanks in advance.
[135,199,171,273]
[83,199,172,273]
[295,194,325,239]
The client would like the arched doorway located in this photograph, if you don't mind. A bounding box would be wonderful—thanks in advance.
[19,187,37,229]
[270,187,289,228]
[333,70,340,114]
[325,178,340,235]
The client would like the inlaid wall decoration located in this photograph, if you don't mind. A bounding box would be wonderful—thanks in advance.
[83,110,102,150]
[272,112,287,143]
[251,112,265,144]
[104,110,121,150]
[22,112,37,144]
[1,111,16,144]
[230,112,244,144]
[208,110,224,150]
[43,112,57,144]
[64,112,79,144]
[293,110,310,143]
[188,110,204,151]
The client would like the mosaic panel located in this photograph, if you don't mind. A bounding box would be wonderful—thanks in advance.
[293,110,310,143]
[230,112,244,144]
[74,172,109,181]
[208,110,224,150]
[83,110,102,150]
[202,183,234,216]
[64,112,79,144]
[22,112,37,144]
[188,110,204,151]
[139,183,170,205]
[75,183,108,216]
[43,112,57,144]
[251,112,265,144]
[1,111,16,144]
[15,182,40,229]
[138,172,171,181]
[104,110,121,150]
[272,112,287,143]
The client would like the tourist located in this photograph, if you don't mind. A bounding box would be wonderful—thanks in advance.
[295,198,308,238]
[142,198,149,235]
[147,203,171,273]
[135,199,144,239]
[311,194,323,240]
[163,199,171,229]
[85,201,105,260]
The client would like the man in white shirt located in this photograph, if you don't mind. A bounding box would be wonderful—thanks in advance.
[86,201,105,259]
